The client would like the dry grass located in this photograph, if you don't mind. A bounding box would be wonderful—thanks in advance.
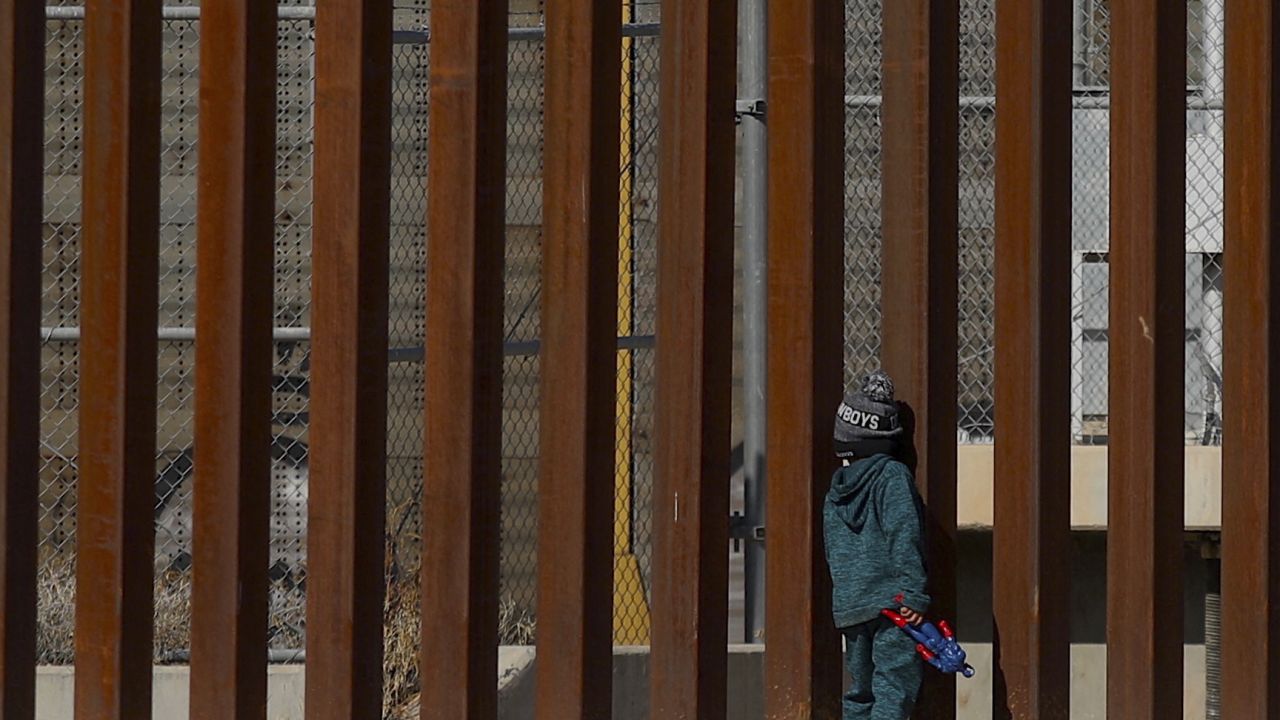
[35,556,75,665]
[35,557,201,664]
[36,504,536,719]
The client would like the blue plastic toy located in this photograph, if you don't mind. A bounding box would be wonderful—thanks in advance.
[880,608,976,678]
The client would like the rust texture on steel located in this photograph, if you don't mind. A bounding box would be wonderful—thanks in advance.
[764,0,845,715]
[306,0,393,717]
[879,0,959,716]
[75,0,163,717]
[421,0,508,717]
[190,1,277,718]
[992,0,1072,716]
[1106,0,1186,717]
[536,0,622,716]
[0,0,43,717]
[649,0,737,716]
[1223,0,1280,715]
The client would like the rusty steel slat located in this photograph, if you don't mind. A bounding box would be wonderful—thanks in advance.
[189,1,277,718]
[420,0,508,717]
[1222,1,1280,715]
[764,0,845,715]
[74,0,163,717]
[879,0,958,716]
[306,0,392,717]
[0,1,43,717]
[649,0,736,716]
[991,0,1072,717]
[536,0,621,716]
[1106,0,1186,717]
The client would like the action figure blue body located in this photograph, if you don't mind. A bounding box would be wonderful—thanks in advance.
[880,609,976,678]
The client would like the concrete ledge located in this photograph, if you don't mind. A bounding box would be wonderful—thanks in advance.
[32,643,1209,720]
[34,665,305,720]
[958,445,1222,529]
[495,645,763,720]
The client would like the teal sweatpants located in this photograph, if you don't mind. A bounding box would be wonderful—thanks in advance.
[842,617,923,720]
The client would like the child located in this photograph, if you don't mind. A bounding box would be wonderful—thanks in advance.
[824,370,930,720]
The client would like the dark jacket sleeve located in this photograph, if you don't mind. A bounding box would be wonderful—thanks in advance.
[881,470,931,613]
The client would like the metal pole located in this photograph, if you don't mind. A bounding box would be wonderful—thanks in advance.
[765,0,845,711]
[537,0,622,715]
[992,0,1073,713]
[421,0,507,713]
[0,1,45,716]
[650,0,737,711]
[1222,1,1280,714]
[880,0,959,714]
[75,1,162,717]
[305,0,393,716]
[739,0,767,646]
[189,0,277,715]
[1106,0,1187,715]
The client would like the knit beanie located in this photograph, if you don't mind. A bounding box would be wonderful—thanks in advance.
[833,369,903,459]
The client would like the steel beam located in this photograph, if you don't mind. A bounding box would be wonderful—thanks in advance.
[536,0,621,717]
[1106,1,1186,717]
[649,0,736,715]
[1222,1,1280,715]
[74,1,162,718]
[0,1,43,717]
[764,0,845,714]
[305,0,392,717]
[189,2,277,718]
[992,0,1072,716]
[880,0,958,717]
[739,0,769,647]
[421,0,508,717]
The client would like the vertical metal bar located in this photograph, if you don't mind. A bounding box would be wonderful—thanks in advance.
[1222,0,1280,715]
[536,0,621,716]
[189,1,277,718]
[0,1,43,717]
[1106,0,1185,717]
[306,0,392,717]
[739,0,769,646]
[420,0,507,717]
[74,0,162,717]
[992,0,1072,716]
[650,0,737,716]
[880,0,958,717]
[764,0,845,714]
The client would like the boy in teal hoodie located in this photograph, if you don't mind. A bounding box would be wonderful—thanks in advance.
[824,370,929,720]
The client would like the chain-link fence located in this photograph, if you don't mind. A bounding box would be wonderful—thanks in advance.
[843,0,1227,447]
[1068,0,1226,446]
[36,1,664,670]
[35,0,1230,677]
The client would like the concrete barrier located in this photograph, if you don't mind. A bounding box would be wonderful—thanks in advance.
[34,665,306,720]
[32,643,1208,719]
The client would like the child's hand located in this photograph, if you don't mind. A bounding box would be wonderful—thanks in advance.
[898,606,924,626]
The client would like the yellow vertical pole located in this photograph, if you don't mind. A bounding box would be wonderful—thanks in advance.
[612,0,650,644]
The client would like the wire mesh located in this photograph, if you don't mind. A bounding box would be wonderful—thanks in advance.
[1063,0,1226,446]
[842,0,1226,447]
[843,0,883,389]
[37,2,664,668]
[33,0,1228,680]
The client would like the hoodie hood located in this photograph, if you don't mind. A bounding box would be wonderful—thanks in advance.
[826,453,894,532]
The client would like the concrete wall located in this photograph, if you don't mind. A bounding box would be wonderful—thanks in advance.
[957,445,1222,529]
[34,666,305,720]
[38,632,1210,720]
